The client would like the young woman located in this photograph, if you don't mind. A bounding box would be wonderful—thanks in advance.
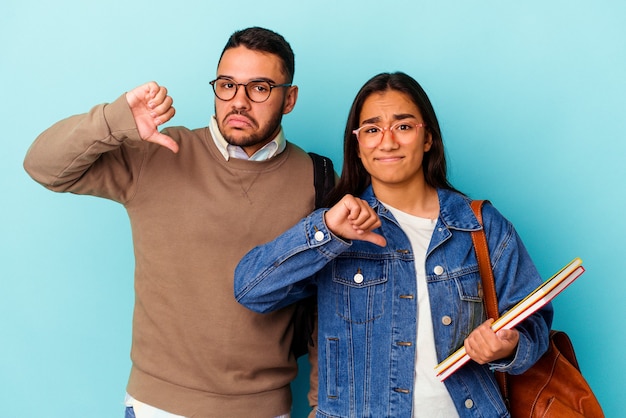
[234,72,552,417]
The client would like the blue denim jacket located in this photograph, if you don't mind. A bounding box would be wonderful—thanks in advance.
[235,187,552,418]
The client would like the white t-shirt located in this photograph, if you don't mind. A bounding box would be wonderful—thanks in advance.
[383,203,459,418]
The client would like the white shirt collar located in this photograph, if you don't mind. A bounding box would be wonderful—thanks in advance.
[209,116,287,161]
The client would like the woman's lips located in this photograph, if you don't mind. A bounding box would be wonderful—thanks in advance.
[375,155,404,163]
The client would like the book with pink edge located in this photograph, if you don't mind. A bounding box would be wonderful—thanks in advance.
[434,257,585,381]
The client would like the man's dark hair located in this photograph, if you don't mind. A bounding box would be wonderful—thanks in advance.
[220,27,295,83]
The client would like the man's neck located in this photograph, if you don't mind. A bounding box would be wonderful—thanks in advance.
[209,116,286,161]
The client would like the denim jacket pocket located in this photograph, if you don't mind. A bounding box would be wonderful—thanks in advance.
[332,256,388,324]
[451,272,486,345]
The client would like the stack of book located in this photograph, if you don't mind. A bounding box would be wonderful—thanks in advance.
[434,258,585,381]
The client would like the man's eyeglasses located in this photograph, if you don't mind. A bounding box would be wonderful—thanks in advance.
[352,121,427,149]
[209,77,292,103]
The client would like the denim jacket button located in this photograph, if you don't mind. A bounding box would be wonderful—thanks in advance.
[314,230,325,242]
[441,316,452,326]
[464,399,474,409]
[433,265,444,275]
[353,273,364,284]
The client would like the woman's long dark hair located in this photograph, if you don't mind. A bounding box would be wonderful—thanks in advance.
[325,72,459,206]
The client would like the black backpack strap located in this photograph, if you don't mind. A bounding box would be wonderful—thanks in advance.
[308,152,335,209]
[290,153,336,358]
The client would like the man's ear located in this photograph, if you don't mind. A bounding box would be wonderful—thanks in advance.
[282,85,298,115]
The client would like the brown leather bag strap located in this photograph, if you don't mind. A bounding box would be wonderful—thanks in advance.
[469,200,510,405]
[470,200,500,321]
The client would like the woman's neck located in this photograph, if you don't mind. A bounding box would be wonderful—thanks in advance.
[373,181,439,219]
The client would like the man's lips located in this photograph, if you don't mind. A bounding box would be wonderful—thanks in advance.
[225,115,254,129]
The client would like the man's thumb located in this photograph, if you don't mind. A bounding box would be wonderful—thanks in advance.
[149,132,179,153]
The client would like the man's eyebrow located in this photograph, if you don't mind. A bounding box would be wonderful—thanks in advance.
[216,75,277,84]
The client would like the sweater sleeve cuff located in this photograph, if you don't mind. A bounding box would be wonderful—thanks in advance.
[103,94,142,143]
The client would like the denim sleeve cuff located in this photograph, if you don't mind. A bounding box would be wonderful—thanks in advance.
[304,209,352,255]
[488,330,532,373]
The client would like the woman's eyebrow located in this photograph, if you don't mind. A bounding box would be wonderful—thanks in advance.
[361,116,381,125]
[360,113,418,125]
[393,113,418,121]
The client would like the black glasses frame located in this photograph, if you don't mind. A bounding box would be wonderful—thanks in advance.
[209,77,292,103]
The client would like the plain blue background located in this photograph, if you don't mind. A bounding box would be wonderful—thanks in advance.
[2,1,624,417]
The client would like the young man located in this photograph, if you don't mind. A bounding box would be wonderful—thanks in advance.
[24,27,326,418]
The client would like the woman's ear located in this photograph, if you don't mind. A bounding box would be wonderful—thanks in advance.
[424,131,433,152]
